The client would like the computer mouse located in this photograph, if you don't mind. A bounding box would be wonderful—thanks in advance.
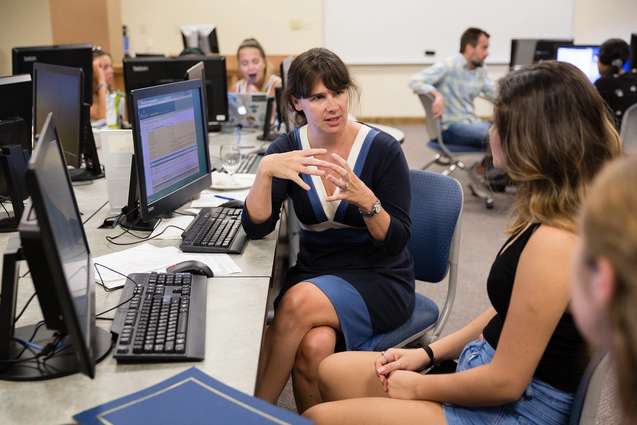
[219,199,244,209]
[166,260,214,278]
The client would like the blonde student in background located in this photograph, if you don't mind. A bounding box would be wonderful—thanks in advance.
[305,61,621,425]
[234,38,281,96]
[91,48,125,128]
[571,156,637,425]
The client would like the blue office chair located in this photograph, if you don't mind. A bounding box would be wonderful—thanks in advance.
[367,169,463,350]
[417,93,494,209]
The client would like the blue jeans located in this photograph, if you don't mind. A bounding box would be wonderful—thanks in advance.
[444,339,575,425]
[442,121,490,149]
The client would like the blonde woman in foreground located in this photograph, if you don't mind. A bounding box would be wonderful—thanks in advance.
[571,156,637,425]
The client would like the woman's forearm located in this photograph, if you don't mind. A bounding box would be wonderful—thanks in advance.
[245,165,274,224]
[430,308,496,362]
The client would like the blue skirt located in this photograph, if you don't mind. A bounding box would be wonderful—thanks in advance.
[307,275,376,351]
[444,339,575,425]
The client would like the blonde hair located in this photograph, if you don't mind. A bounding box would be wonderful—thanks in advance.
[580,156,637,421]
[236,38,274,91]
[494,61,621,235]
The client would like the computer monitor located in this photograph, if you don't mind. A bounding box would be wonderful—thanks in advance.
[0,74,32,151]
[279,56,294,131]
[180,25,219,55]
[509,39,574,70]
[33,63,82,168]
[0,113,110,381]
[123,56,228,130]
[120,79,211,231]
[557,45,600,83]
[33,63,103,181]
[12,44,93,105]
[0,75,33,231]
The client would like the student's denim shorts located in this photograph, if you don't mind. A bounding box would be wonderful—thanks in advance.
[443,339,574,425]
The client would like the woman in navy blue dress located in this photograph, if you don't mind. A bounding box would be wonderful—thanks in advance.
[242,48,414,411]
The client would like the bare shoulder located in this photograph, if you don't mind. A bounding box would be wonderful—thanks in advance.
[519,224,577,284]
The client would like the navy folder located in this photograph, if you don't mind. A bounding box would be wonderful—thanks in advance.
[73,367,312,424]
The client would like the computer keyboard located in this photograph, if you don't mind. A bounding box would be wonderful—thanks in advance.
[111,272,207,362]
[236,153,261,174]
[180,206,247,254]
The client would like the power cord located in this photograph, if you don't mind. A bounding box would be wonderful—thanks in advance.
[82,200,109,225]
[93,263,140,318]
[105,218,185,246]
[13,292,37,324]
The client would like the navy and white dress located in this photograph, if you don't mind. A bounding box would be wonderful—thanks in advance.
[241,124,415,350]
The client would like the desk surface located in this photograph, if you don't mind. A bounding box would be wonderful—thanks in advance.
[0,133,280,424]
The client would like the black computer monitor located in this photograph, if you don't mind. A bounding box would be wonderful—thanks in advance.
[33,63,103,181]
[33,63,82,168]
[120,79,212,231]
[509,39,574,70]
[12,44,93,105]
[0,75,32,231]
[123,56,228,130]
[0,113,110,381]
[180,25,219,55]
[0,74,32,151]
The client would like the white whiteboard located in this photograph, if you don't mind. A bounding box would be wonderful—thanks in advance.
[324,0,575,64]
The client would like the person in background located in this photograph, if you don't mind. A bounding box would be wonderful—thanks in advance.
[242,48,414,413]
[571,156,637,425]
[305,61,621,425]
[595,38,637,129]
[235,38,282,96]
[408,27,495,148]
[91,48,125,127]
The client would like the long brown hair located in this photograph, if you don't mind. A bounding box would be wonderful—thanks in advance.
[284,48,358,127]
[494,61,621,235]
[580,156,637,421]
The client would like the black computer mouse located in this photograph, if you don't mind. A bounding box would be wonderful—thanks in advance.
[166,260,214,278]
[220,199,244,209]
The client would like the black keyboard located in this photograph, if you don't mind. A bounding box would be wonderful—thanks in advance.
[236,153,260,174]
[111,272,207,362]
[180,207,247,254]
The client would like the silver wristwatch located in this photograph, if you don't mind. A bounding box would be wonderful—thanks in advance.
[359,200,382,218]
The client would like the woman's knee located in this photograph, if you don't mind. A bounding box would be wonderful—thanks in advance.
[295,328,336,375]
[276,282,328,328]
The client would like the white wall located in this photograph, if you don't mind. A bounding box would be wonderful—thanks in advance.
[0,0,53,76]
[2,0,636,118]
[120,0,323,56]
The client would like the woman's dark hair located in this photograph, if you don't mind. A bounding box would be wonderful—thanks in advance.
[284,48,358,126]
[599,38,630,76]
[494,61,620,235]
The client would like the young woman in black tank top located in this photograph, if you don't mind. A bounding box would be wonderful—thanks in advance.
[305,61,621,425]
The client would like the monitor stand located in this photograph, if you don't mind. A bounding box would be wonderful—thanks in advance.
[118,154,159,231]
[0,145,29,233]
[0,237,112,381]
[70,104,105,182]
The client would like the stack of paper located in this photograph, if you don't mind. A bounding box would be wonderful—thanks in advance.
[93,243,241,289]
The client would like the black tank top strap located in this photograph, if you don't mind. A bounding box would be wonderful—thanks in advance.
[496,222,541,258]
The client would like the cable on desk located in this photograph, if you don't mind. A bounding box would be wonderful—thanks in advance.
[13,292,37,324]
[82,200,109,225]
[105,219,185,246]
[93,263,140,317]
[174,209,197,217]
[0,201,11,218]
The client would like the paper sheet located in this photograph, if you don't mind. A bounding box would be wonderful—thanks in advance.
[151,215,195,240]
[190,190,249,208]
[93,243,241,289]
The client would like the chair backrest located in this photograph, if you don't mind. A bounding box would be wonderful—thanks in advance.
[417,93,443,143]
[620,102,637,154]
[408,170,463,283]
[569,352,612,425]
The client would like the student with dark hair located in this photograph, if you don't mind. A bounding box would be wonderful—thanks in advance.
[234,37,281,96]
[595,38,637,129]
[242,47,414,412]
[408,27,495,148]
[305,61,621,425]
[571,155,637,425]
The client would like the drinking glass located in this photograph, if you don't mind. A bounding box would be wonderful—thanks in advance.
[220,144,241,176]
